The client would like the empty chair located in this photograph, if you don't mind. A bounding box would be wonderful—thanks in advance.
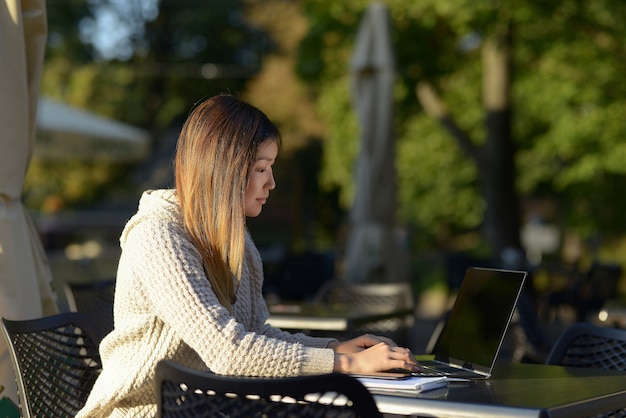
[547,261,623,322]
[155,359,382,418]
[546,322,626,418]
[0,312,103,418]
[63,278,116,336]
[546,322,626,370]
[313,281,414,345]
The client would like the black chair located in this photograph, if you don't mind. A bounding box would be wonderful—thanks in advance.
[546,322,626,370]
[63,278,116,336]
[0,312,104,418]
[546,322,626,418]
[155,360,382,418]
[547,261,623,322]
[313,281,414,345]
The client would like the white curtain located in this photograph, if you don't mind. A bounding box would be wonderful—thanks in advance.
[0,0,58,405]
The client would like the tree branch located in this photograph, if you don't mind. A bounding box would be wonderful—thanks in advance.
[416,81,479,161]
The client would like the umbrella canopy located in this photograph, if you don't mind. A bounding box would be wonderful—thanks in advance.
[0,0,58,405]
[36,96,150,161]
[342,2,409,283]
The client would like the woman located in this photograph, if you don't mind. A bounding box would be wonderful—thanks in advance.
[76,94,420,417]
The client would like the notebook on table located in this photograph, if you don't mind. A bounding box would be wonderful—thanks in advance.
[356,374,448,396]
[357,267,527,381]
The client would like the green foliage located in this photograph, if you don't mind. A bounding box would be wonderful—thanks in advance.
[397,114,482,232]
[24,158,133,211]
[317,78,358,207]
[298,0,626,245]
[29,0,626,253]
[28,0,276,212]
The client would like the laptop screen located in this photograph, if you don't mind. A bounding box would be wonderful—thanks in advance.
[433,267,527,376]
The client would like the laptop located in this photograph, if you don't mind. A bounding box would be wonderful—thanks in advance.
[356,267,526,381]
[414,267,527,379]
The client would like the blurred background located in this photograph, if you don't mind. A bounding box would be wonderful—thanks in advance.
[24,0,626,352]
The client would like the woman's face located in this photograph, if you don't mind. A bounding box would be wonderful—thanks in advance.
[245,139,278,217]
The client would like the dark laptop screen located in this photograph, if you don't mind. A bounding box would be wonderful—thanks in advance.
[434,267,527,375]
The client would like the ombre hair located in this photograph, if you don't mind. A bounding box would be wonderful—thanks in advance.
[174,94,280,311]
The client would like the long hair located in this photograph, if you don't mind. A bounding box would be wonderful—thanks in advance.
[175,94,280,311]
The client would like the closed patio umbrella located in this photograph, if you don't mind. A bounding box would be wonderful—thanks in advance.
[343,2,408,283]
[0,0,58,405]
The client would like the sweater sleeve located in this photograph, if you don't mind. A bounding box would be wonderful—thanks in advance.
[119,216,335,377]
[241,233,339,349]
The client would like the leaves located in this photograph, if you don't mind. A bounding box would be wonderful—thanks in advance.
[298,0,626,245]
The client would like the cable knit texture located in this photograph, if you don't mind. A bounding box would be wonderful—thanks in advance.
[75,189,336,418]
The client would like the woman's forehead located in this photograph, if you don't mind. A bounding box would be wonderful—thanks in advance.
[255,139,278,161]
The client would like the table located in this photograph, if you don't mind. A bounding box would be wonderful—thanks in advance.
[373,360,626,417]
[266,303,413,332]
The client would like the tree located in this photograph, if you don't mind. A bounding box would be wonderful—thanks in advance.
[27,0,274,211]
[297,0,626,261]
[416,25,521,257]
[243,0,341,252]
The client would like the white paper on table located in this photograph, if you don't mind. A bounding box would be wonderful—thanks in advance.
[357,375,448,395]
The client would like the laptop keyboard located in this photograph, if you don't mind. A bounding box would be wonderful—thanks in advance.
[393,363,484,378]
[420,365,450,376]
[386,366,447,376]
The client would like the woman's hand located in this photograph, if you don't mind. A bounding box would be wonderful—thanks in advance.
[332,341,421,374]
[327,334,397,353]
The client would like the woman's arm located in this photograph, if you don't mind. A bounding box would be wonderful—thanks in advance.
[121,218,334,377]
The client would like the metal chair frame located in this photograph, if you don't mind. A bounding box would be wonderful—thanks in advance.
[546,261,623,322]
[63,278,116,336]
[0,312,103,418]
[546,322,626,418]
[155,360,382,418]
[313,281,414,344]
[546,322,626,370]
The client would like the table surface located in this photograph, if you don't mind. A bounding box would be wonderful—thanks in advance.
[266,302,413,332]
[374,360,626,418]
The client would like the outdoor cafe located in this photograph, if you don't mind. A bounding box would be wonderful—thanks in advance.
[262,268,626,417]
[4,260,626,417]
[3,0,626,416]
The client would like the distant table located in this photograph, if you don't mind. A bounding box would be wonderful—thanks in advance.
[266,303,413,332]
[374,360,626,417]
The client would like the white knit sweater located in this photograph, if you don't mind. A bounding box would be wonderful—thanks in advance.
[76,189,336,418]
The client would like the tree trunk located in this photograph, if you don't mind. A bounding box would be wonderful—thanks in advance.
[417,29,522,258]
[479,34,522,254]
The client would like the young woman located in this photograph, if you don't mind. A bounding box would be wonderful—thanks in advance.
[76,94,420,417]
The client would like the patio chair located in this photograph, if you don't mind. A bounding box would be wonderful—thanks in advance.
[0,312,103,418]
[546,322,626,370]
[546,322,626,418]
[546,261,622,322]
[155,360,382,418]
[63,278,116,336]
[313,281,414,345]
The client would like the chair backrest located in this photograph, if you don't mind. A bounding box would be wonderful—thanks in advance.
[0,312,104,418]
[155,360,382,418]
[314,281,414,343]
[582,262,623,308]
[545,322,626,370]
[63,278,116,336]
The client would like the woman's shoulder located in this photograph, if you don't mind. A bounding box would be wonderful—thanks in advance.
[121,189,185,244]
[138,189,180,213]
